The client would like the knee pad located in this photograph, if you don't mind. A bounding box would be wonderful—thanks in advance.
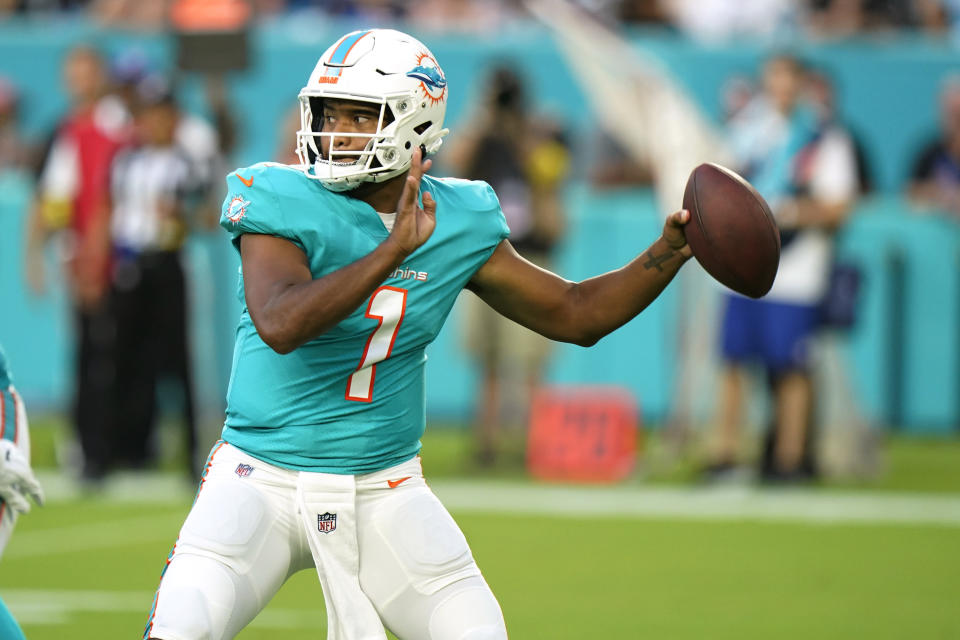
[147,554,239,640]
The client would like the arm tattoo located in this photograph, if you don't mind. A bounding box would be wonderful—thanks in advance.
[642,249,675,272]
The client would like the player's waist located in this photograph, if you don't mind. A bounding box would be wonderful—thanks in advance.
[221,420,424,474]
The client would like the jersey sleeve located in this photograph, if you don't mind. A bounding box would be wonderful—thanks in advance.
[219,164,293,251]
[468,181,510,277]
[427,176,510,279]
[431,176,509,239]
[478,181,511,244]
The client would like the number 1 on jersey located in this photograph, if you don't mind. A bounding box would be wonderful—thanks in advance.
[346,286,408,402]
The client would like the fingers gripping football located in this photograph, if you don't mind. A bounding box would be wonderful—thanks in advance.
[663,209,693,259]
[389,148,437,256]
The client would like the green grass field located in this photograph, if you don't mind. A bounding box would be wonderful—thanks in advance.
[2,422,959,639]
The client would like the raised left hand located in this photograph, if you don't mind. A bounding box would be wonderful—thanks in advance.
[387,148,437,257]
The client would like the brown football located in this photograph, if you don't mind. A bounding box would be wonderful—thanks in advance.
[682,162,780,298]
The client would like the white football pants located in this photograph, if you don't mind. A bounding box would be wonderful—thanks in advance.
[145,441,507,640]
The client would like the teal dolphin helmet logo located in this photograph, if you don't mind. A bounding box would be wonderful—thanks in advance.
[406,64,447,91]
[406,51,447,105]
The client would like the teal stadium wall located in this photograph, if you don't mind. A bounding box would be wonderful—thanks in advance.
[0,18,957,432]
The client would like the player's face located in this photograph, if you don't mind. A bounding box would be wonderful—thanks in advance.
[319,99,381,162]
[64,50,105,105]
[763,58,801,114]
[138,103,177,146]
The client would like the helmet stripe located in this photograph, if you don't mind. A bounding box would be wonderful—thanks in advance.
[330,29,371,65]
[323,29,372,81]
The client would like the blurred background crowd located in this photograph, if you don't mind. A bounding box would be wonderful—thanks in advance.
[5,0,960,40]
[0,0,957,489]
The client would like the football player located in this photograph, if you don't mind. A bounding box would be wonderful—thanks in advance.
[145,28,691,640]
[0,345,45,640]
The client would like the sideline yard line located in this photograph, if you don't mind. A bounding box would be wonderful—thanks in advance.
[35,471,197,504]
[433,482,960,527]
[4,515,179,558]
[4,589,322,630]
[34,472,960,527]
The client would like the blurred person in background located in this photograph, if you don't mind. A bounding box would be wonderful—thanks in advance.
[25,44,132,482]
[704,54,859,483]
[407,0,523,31]
[274,101,303,164]
[663,0,801,42]
[807,0,947,36]
[908,73,960,218]
[721,74,757,123]
[589,131,655,189]
[286,0,408,20]
[0,344,45,640]
[567,0,668,26]
[806,67,873,195]
[616,0,670,24]
[0,77,30,174]
[89,0,168,29]
[804,64,876,477]
[186,74,237,200]
[0,0,88,17]
[106,77,204,478]
[109,47,233,227]
[446,65,571,467]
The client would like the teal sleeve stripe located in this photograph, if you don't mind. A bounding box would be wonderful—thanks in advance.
[0,344,10,388]
[0,389,15,443]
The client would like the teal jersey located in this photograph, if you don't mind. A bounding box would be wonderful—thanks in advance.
[0,344,9,389]
[219,163,509,474]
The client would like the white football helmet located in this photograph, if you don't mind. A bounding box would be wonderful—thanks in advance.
[296,28,449,192]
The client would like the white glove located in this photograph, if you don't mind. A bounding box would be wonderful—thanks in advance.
[0,440,44,515]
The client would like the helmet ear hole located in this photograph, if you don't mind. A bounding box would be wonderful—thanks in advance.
[413,121,432,135]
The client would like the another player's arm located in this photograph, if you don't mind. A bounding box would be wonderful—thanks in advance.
[242,152,437,354]
[468,209,692,347]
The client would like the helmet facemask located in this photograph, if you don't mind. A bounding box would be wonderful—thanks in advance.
[297,93,446,192]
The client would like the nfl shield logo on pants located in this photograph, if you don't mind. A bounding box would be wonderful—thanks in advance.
[318,512,337,534]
